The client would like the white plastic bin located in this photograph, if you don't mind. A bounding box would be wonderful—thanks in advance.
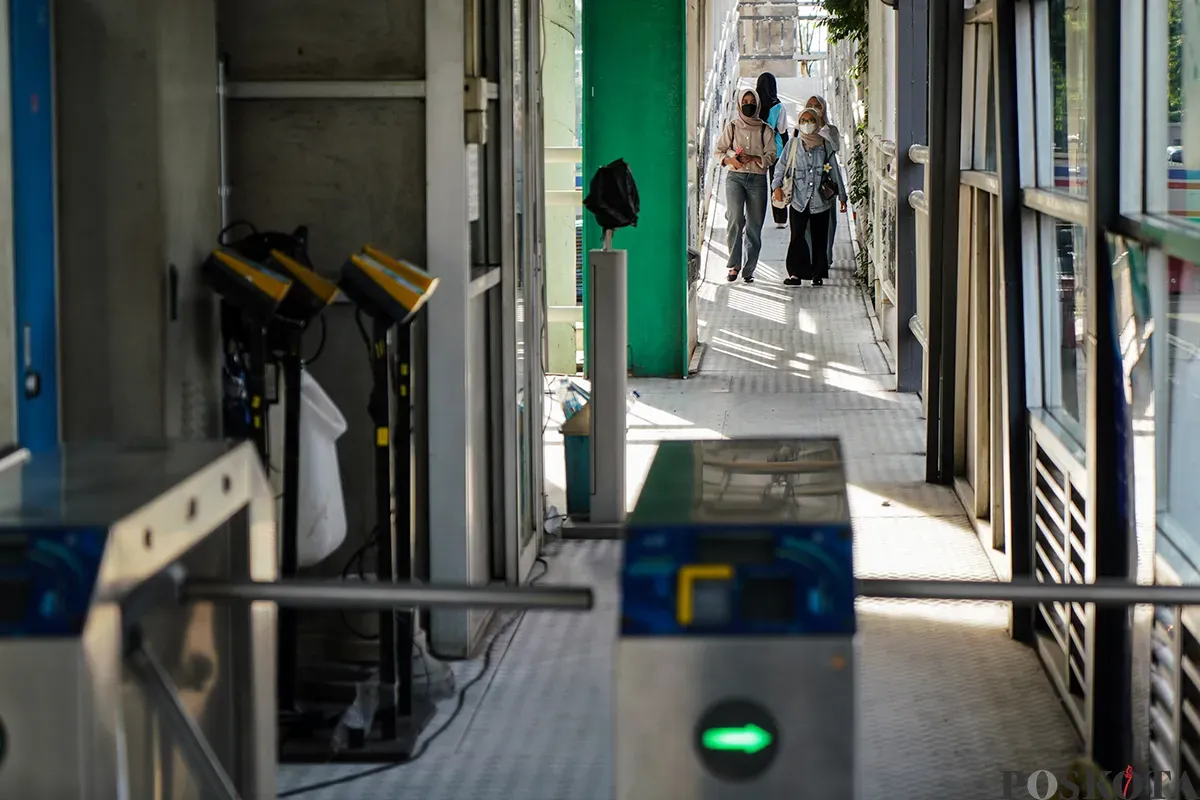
[269,370,349,568]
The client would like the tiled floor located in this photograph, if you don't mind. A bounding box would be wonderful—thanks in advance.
[277,153,1081,800]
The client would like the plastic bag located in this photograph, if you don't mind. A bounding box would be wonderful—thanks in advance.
[268,370,349,568]
[219,220,314,268]
[583,159,640,231]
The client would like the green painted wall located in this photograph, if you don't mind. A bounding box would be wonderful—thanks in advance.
[582,0,689,378]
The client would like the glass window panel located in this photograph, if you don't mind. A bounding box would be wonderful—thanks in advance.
[1047,0,1088,196]
[1041,216,1088,433]
[1108,236,1157,582]
[1165,0,1200,224]
[1163,254,1200,539]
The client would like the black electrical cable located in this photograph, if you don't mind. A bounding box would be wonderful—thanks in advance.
[303,315,328,365]
[339,526,382,641]
[277,557,551,799]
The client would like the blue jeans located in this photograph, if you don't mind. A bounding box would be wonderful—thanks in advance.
[725,171,768,279]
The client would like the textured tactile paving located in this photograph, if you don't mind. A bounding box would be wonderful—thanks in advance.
[279,165,1080,800]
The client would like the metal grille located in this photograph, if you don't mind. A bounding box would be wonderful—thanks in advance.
[1149,605,1179,776]
[575,221,583,303]
[1031,438,1089,734]
[1147,603,1200,785]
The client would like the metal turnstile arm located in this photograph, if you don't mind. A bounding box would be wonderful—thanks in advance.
[126,637,242,800]
[858,578,1200,606]
[184,579,594,612]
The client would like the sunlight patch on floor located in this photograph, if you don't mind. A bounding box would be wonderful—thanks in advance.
[710,344,779,369]
[726,289,788,324]
[823,367,886,394]
[857,599,1009,628]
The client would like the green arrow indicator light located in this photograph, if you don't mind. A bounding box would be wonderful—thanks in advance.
[701,724,773,754]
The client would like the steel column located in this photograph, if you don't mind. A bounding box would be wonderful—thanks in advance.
[10,0,59,452]
[894,0,927,395]
[923,0,965,483]
[424,0,474,654]
[1084,0,1132,772]
[991,0,1034,643]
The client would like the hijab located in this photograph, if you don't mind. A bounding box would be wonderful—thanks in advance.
[806,95,830,126]
[797,108,825,150]
[735,88,765,127]
[756,73,781,122]
[807,95,841,149]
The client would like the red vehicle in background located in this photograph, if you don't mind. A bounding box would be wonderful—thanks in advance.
[1169,256,1198,295]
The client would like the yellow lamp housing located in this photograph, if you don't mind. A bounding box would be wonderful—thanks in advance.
[338,247,439,323]
[266,249,340,323]
[203,247,293,320]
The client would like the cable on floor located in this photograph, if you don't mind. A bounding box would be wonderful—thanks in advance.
[277,555,552,798]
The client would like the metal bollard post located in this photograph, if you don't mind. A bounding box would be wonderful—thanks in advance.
[588,230,628,525]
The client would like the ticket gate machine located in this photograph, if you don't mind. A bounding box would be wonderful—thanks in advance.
[616,438,856,799]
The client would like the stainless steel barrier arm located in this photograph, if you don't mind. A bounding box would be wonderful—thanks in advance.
[858,578,1200,606]
[185,579,594,612]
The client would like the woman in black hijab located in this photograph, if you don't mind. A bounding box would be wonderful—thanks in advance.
[756,72,790,228]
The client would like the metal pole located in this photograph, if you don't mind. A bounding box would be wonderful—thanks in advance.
[992,0,1034,642]
[217,55,229,229]
[1085,0,1130,771]
[857,579,1200,607]
[185,579,595,611]
[588,235,627,525]
[894,0,927,394]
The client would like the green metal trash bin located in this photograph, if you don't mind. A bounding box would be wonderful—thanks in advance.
[561,403,592,517]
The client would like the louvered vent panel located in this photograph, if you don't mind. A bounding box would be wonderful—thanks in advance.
[1031,439,1089,734]
[1179,616,1200,780]
[1148,605,1179,776]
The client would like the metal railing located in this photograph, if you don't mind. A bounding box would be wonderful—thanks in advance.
[866,136,899,307]
[696,3,741,256]
[737,1,827,61]
[908,144,931,353]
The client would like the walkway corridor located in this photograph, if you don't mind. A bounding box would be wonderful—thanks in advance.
[276,172,1079,800]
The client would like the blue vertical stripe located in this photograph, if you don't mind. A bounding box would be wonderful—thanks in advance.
[10,0,59,451]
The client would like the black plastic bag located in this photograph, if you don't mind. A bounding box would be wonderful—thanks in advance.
[583,159,640,231]
[218,220,314,268]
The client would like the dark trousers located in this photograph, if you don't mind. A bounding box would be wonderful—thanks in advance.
[766,165,788,225]
[786,205,832,280]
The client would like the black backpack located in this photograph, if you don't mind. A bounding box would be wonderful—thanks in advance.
[583,159,640,231]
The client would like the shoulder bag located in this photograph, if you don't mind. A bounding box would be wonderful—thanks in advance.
[818,145,839,203]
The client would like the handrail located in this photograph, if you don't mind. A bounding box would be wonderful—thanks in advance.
[545,146,582,164]
[909,144,930,164]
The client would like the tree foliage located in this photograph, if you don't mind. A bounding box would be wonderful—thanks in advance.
[1169,0,1184,124]
[818,0,868,45]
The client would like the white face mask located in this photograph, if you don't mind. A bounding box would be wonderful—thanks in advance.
[799,122,817,135]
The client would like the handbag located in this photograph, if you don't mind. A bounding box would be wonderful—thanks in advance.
[818,145,839,202]
[772,136,800,209]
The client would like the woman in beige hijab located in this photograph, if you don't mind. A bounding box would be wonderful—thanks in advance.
[805,95,842,264]
[713,87,777,284]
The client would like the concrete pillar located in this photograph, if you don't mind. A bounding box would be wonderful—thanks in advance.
[56,0,221,442]
[543,0,577,373]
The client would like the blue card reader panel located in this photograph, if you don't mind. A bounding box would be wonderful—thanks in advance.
[0,526,107,638]
[620,525,855,637]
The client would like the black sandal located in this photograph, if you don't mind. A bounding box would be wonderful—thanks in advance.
[727,269,739,282]
[743,276,754,284]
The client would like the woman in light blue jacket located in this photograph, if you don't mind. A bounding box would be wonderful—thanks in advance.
[771,107,848,286]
